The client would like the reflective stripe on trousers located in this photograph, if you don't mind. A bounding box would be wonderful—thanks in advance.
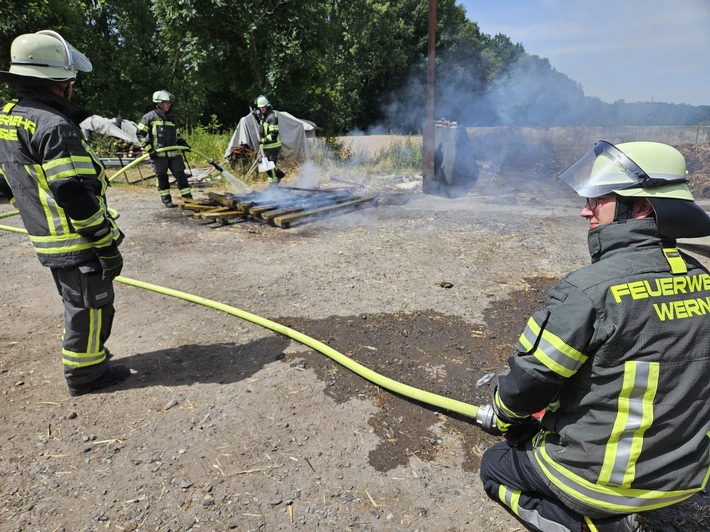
[152,156,191,196]
[51,260,114,386]
[481,440,592,532]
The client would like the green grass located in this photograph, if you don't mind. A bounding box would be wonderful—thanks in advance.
[92,128,424,188]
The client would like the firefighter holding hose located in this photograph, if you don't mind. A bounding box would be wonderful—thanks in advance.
[0,30,131,396]
[137,90,192,207]
[252,94,285,188]
[479,142,710,531]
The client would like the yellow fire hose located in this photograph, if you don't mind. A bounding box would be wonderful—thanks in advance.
[0,217,482,422]
[115,275,480,420]
[108,145,251,192]
[0,210,20,219]
[107,145,190,182]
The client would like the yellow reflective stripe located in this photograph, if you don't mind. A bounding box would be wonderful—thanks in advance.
[517,317,538,350]
[62,349,106,367]
[519,317,587,378]
[499,484,569,532]
[600,361,659,487]
[583,516,599,532]
[42,156,75,179]
[497,485,521,515]
[90,223,121,248]
[82,140,107,192]
[88,308,101,354]
[2,99,18,113]
[25,163,71,235]
[494,389,526,421]
[62,309,104,367]
[534,436,700,512]
[43,155,95,180]
[663,248,687,275]
[71,209,105,231]
[29,232,92,254]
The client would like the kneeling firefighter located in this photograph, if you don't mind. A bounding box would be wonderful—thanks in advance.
[478,141,710,532]
[137,90,192,208]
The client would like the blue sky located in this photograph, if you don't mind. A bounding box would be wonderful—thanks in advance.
[457,0,710,106]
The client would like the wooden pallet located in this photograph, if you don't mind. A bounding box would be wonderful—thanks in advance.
[179,187,377,228]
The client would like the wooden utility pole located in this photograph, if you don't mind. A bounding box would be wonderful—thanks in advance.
[422,0,436,194]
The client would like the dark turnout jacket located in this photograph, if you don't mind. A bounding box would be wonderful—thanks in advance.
[495,218,710,516]
[0,88,121,268]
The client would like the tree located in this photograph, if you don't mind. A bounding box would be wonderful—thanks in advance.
[1,1,706,133]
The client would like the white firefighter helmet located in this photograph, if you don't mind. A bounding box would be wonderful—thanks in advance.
[0,30,92,83]
[559,140,710,238]
[152,90,173,103]
[256,95,270,108]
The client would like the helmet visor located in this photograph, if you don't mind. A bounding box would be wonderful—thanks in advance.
[36,30,92,74]
[559,141,649,198]
[558,140,686,198]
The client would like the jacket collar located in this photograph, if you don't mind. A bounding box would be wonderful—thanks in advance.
[17,87,91,124]
[587,218,668,263]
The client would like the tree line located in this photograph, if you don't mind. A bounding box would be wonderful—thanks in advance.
[1,0,708,134]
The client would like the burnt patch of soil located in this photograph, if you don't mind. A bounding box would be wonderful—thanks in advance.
[280,276,555,474]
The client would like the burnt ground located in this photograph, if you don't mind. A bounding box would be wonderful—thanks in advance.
[2,144,710,531]
[281,279,553,475]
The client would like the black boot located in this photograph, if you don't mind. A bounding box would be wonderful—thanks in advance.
[162,197,176,208]
[67,364,131,397]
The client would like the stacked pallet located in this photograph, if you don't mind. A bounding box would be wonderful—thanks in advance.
[180,186,378,228]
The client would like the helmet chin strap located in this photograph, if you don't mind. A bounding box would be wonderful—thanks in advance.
[46,80,73,100]
[613,197,634,223]
[61,81,73,100]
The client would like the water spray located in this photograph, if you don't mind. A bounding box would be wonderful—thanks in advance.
[108,145,252,193]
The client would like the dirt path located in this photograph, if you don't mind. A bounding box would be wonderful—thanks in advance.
[1,171,709,531]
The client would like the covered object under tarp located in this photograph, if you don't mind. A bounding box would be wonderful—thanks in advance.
[80,115,140,146]
[225,111,317,160]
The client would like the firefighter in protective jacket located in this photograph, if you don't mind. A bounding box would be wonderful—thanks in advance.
[479,141,710,532]
[252,95,285,187]
[0,30,131,396]
[137,90,192,207]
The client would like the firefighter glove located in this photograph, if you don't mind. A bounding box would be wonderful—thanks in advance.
[96,243,123,281]
[177,138,191,149]
[503,417,540,449]
[77,217,116,247]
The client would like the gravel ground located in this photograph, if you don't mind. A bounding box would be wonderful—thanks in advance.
[1,162,709,531]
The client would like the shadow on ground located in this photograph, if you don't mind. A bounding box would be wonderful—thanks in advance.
[280,276,710,532]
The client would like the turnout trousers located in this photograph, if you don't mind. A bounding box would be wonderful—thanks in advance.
[480,441,634,532]
[263,147,285,183]
[51,260,115,387]
[152,156,191,199]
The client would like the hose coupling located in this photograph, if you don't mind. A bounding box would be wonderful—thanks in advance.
[476,403,497,432]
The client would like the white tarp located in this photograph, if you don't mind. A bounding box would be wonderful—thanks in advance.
[80,115,140,146]
[224,111,317,160]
